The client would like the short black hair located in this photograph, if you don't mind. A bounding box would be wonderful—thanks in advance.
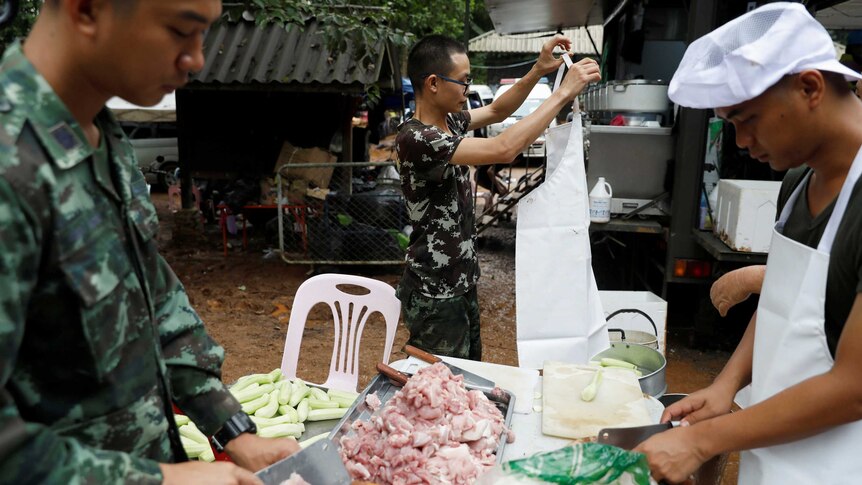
[776,71,853,97]
[46,0,137,13]
[823,70,854,96]
[407,35,467,95]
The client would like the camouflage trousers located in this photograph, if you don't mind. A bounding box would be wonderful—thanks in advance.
[398,286,482,361]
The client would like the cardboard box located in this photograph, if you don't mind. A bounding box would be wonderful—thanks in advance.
[599,291,668,355]
[714,180,781,253]
[275,141,336,189]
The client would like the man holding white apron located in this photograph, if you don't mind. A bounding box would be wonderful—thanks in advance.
[634,4,862,483]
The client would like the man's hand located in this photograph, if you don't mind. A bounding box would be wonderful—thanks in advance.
[660,383,736,426]
[634,425,708,484]
[557,57,601,100]
[160,461,262,485]
[533,34,573,75]
[224,432,300,472]
[710,266,766,317]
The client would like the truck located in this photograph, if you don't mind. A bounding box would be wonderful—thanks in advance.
[483,0,861,346]
[107,95,179,189]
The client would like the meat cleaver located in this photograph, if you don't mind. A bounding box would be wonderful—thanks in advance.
[596,421,679,449]
[403,345,496,389]
[255,438,351,485]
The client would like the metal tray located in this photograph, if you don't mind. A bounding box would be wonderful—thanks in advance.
[328,371,516,464]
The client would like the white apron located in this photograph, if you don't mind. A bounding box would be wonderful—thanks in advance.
[738,148,862,484]
[514,56,608,368]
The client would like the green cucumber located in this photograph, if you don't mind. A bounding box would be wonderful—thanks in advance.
[306,407,349,421]
[581,368,603,402]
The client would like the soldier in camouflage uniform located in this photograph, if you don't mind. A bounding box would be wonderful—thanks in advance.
[396,35,600,360]
[0,1,296,484]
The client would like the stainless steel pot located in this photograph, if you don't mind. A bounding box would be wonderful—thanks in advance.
[605,80,669,113]
[607,308,660,350]
[592,342,666,397]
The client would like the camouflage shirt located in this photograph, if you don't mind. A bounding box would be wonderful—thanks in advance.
[396,111,479,298]
[0,43,240,483]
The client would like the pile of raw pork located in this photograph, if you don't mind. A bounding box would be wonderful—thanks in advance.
[340,363,513,484]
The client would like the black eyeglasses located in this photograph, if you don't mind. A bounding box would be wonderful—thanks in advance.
[434,74,473,95]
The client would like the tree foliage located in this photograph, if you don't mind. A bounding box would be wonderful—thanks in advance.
[0,0,41,53]
[228,0,492,49]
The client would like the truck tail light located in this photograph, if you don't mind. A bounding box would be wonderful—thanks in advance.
[673,259,712,279]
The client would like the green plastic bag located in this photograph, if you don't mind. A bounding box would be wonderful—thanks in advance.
[496,443,654,485]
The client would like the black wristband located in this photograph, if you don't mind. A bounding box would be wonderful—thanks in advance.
[210,411,257,452]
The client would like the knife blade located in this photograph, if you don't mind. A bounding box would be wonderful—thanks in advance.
[255,438,350,485]
[404,345,496,389]
[596,421,679,449]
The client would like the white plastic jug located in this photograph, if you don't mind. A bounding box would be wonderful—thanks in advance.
[589,177,613,223]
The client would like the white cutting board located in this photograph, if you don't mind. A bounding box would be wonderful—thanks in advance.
[542,361,653,440]
[393,357,539,414]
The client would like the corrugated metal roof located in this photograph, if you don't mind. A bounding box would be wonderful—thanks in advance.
[191,20,395,91]
[817,0,862,29]
[469,27,603,55]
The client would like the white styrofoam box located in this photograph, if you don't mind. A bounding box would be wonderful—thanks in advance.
[599,291,668,355]
[714,180,782,253]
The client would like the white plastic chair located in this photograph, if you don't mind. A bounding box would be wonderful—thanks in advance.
[280,273,401,393]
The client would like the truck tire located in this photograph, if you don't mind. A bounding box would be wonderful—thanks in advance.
[158,161,179,189]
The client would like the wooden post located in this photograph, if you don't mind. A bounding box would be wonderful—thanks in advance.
[341,96,357,195]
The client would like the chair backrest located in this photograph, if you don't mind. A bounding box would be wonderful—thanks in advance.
[280,273,401,393]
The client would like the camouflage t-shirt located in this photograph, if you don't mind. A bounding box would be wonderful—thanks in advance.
[0,43,240,483]
[396,111,479,298]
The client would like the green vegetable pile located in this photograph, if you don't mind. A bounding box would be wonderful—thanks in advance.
[176,368,359,460]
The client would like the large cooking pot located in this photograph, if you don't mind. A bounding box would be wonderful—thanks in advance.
[592,341,666,397]
[605,80,669,113]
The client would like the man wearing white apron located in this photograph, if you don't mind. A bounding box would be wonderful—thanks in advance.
[633,4,862,484]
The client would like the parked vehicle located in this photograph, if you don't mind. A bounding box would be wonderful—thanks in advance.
[471,84,495,105]
[107,95,179,189]
[121,121,180,189]
[486,80,553,159]
[466,90,487,138]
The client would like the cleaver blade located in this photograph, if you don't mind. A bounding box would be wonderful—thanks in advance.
[596,422,678,450]
[255,438,350,485]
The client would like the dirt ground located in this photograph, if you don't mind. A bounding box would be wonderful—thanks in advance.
[154,187,739,483]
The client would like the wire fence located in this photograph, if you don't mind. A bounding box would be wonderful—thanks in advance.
[276,162,408,265]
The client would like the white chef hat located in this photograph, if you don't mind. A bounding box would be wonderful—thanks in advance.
[669,2,862,109]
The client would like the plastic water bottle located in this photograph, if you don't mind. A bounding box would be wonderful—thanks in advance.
[589,177,613,223]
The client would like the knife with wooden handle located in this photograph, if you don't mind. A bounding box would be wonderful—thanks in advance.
[403,345,496,389]
[376,362,409,386]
